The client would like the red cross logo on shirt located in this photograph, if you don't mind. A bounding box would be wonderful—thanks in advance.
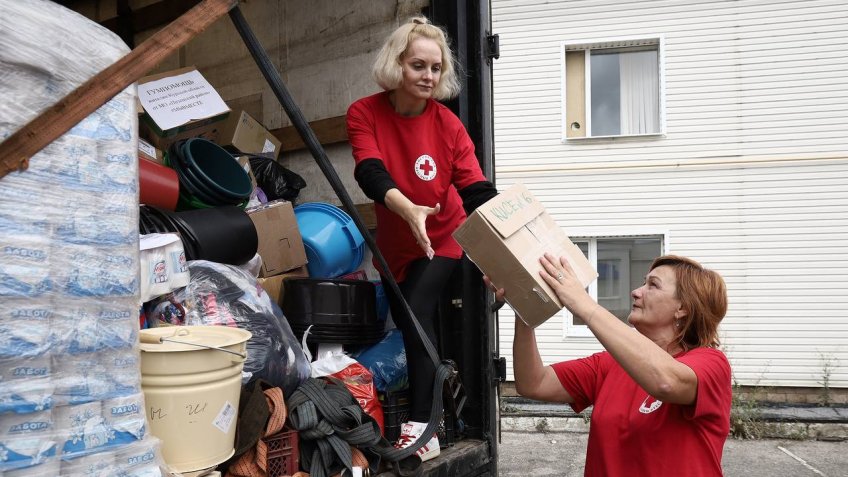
[414,154,437,181]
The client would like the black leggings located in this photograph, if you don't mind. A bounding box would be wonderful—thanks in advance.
[381,256,459,423]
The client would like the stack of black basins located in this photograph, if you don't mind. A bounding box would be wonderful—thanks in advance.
[281,278,383,346]
[139,205,258,266]
[167,137,252,210]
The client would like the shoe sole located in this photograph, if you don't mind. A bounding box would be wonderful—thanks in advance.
[418,445,441,462]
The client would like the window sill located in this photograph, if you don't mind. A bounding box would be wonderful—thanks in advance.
[563,132,665,143]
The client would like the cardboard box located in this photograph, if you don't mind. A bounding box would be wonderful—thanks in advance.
[236,155,258,189]
[139,118,225,153]
[453,183,597,328]
[218,110,282,159]
[137,66,230,150]
[246,200,308,277]
[258,266,308,306]
[137,138,164,165]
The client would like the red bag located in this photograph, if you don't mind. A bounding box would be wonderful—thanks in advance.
[311,352,384,433]
[331,362,384,433]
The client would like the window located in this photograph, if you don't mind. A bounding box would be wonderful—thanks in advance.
[565,236,664,337]
[563,37,664,139]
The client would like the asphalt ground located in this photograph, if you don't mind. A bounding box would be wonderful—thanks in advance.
[497,430,848,477]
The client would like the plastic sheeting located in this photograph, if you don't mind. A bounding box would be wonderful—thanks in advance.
[0,0,166,474]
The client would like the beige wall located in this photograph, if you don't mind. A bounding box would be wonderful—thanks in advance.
[70,0,428,204]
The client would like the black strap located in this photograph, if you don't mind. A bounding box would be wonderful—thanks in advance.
[229,6,450,463]
[288,378,427,477]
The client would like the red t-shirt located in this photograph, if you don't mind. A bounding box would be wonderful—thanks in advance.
[552,347,731,477]
[346,92,486,281]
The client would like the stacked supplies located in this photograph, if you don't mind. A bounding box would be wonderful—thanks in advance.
[0,1,166,475]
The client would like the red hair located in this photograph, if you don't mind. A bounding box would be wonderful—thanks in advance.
[650,255,727,349]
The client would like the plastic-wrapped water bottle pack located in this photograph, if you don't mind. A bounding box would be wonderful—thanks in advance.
[0,0,167,474]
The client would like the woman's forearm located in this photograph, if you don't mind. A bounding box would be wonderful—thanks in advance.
[580,302,697,404]
[383,188,413,219]
[512,318,544,393]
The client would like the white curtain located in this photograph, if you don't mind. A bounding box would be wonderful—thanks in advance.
[619,50,659,135]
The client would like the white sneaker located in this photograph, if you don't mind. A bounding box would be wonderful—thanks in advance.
[394,421,441,462]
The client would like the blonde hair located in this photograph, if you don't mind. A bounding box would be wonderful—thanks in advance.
[371,16,461,100]
[650,256,728,350]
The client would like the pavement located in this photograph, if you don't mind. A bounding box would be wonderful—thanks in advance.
[497,431,848,477]
[498,397,848,476]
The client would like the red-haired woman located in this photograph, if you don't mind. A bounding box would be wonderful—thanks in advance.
[492,254,731,477]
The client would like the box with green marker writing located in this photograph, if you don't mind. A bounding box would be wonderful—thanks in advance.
[453,183,597,328]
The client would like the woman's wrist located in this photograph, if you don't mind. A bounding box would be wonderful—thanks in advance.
[582,303,603,327]
[384,188,412,217]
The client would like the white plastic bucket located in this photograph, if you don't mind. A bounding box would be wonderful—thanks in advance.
[139,326,251,473]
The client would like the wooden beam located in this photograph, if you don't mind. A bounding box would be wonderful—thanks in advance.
[271,115,348,152]
[0,0,239,180]
[341,202,377,230]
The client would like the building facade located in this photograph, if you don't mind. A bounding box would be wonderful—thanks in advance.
[492,0,848,393]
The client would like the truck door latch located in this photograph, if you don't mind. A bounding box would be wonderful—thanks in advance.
[486,33,500,61]
[493,355,507,383]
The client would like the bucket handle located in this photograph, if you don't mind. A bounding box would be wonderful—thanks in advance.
[140,328,247,360]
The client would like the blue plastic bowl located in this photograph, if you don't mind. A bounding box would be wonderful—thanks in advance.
[294,203,365,278]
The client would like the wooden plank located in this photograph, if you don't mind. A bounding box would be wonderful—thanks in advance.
[272,115,348,152]
[565,50,586,138]
[0,0,239,180]
[341,202,377,230]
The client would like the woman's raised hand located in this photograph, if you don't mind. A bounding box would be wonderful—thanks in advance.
[539,252,590,310]
[482,275,506,301]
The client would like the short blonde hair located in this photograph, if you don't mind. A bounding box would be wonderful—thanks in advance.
[371,16,461,101]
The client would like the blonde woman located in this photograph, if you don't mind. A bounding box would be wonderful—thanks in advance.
[346,16,497,461]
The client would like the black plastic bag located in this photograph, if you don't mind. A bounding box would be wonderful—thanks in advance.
[148,260,311,397]
[248,154,306,203]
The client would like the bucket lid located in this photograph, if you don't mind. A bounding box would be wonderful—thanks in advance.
[139,326,252,353]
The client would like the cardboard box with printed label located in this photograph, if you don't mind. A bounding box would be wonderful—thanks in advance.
[137,66,230,151]
[453,183,597,328]
[137,138,164,165]
[218,110,282,159]
[246,200,308,277]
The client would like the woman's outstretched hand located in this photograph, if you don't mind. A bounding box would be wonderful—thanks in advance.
[384,189,440,259]
[404,202,440,259]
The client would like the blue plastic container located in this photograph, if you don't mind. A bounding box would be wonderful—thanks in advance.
[294,203,365,278]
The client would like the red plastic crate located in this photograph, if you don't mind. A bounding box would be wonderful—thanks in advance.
[262,428,299,477]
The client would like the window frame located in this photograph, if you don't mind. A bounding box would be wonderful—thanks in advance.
[563,232,668,338]
[560,35,667,142]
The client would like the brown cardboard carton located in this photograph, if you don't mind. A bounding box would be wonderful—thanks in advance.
[453,183,597,328]
[139,119,223,153]
[246,200,308,277]
[236,155,258,189]
[218,110,282,159]
[137,66,230,150]
[137,138,164,165]
[258,266,308,306]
